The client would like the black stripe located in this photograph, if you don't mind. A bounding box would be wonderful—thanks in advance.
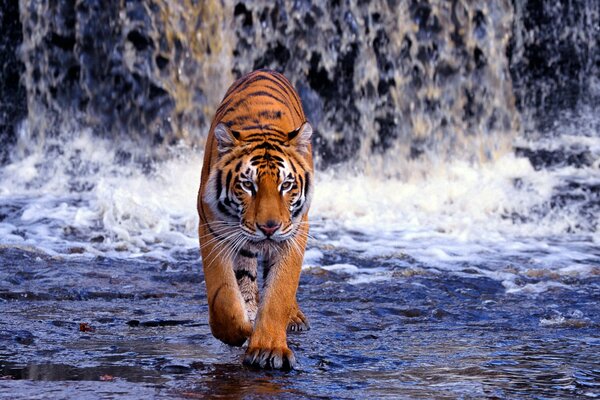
[297,174,304,195]
[218,70,274,116]
[263,260,274,281]
[292,175,305,219]
[219,105,239,121]
[261,85,292,108]
[244,137,287,145]
[227,114,255,127]
[215,170,222,199]
[217,201,237,218]
[253,141,284,153]
[216,96,235,115]
[287,151,305,174]
[245,91,289,107]
[289,159,297,173]
[233,74,278,96]
[292,203,304,219]
[220,96,249,120]
[222,70,260,99]
[287,126,301,140]
[244,131,285,140]
[218,71,303,124]
[239,125,287,136]
[240,74,294,103]
[225,170,233,194]
[234,77,290,108]
[239,249,258,258]
[258,110,283,119]
[235,269,257,282]
[304,172,311,199]
[268,72,303,119]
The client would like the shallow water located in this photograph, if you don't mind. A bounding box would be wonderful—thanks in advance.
[1,242,599,399]
[2,111,600,398]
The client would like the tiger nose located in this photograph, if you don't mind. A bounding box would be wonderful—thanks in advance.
[257,221,281,236]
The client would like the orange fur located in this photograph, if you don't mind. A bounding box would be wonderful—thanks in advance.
[197,69,313,369]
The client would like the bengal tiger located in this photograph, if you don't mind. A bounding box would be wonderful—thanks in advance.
[197,69,313,370]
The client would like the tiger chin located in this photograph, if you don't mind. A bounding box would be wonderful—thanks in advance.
[197,69,314,370]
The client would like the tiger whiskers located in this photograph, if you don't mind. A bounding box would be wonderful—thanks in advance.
[203,230,245,268]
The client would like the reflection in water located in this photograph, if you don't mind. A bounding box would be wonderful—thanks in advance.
[180,364,305,399]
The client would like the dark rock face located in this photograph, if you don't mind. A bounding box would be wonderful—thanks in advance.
[509,0,600,134]
[18,0,235,151]
[230,0,518,167]
[0,0,27,163]
[2,0,597,165]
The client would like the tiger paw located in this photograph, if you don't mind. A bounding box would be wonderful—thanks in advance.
[243,344,296,370]
[211,319,252,347]
[287,308,310,333]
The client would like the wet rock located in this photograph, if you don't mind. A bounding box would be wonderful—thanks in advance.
[2,0,597,167]
[159,364,192,374]
[509,0,600,133]
[515,147,594,170]
[0,330,34,345]
[7,0,519,168]
[0,0,27,164]
[17,0,233,151]
[127,319,193,327]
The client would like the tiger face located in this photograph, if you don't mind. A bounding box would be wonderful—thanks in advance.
[204,122,313,245]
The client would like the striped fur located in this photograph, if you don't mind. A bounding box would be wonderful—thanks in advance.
[197,69,313,369]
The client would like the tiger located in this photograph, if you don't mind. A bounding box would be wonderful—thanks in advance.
[197,69,314,370]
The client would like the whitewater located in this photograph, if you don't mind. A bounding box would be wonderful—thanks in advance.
[1,111,598,295]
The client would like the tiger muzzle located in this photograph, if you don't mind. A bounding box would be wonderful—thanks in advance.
[257,220,281,237]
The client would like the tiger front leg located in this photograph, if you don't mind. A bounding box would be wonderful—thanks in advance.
[201,229,253,347]
[244,232,307,369]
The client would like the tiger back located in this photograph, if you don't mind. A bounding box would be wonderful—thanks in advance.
[197,69,313,370]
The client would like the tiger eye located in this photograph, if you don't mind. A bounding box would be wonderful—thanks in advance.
[281,181,292,190]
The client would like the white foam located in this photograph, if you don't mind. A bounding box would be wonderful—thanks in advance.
[312,154,554,239]
[304,263,391,285]
[321,263,360,273]
[0,128,202,259]
[540,310,590,327]
[1,123,599,290]
[504,280,572,295]
[302,248,324,266]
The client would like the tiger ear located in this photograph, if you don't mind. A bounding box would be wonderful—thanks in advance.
[287,122,312,154]
[214,123,240,153]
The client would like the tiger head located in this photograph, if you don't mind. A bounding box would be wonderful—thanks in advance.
[204,122,313,245]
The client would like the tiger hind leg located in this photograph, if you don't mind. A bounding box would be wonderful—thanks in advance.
[288,304,310,333]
